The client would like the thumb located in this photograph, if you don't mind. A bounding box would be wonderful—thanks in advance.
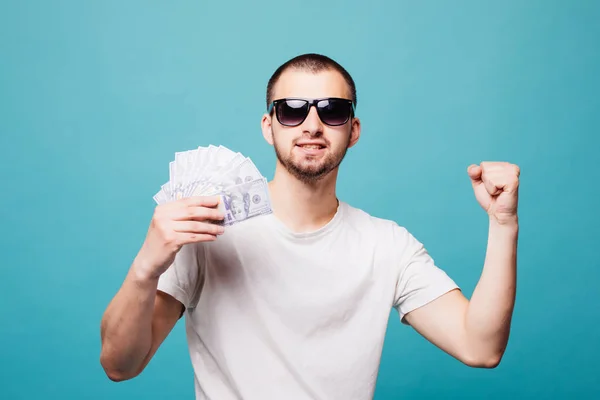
[467,164,482,184]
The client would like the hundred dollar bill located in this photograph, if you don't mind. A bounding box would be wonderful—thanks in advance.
[194,157,262,197]
[187,153,245,197]
[216,177,272,226]
[153,189,168,204]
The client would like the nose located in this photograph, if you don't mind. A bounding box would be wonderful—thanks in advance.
[301,105,323,136]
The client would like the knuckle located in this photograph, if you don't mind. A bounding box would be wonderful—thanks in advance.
[187,207,197,218]
[151,218,165,234]
[163,230,176,244]
[195,196,208,207]
[196,222,210,234]
[156,217,169,231]
[199,208,213,221]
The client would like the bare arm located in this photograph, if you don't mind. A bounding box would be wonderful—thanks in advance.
[99,196,224,381]
[99,260,183,381]
[404,218,518,368]
[403,162,520,368]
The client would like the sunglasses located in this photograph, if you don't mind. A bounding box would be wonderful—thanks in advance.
[267,97,356,127]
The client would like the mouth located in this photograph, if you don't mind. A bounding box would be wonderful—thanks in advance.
[296,144,326,150]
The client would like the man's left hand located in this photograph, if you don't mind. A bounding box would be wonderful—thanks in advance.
[467,162,520,225]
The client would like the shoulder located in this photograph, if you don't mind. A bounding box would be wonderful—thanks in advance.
[340,201,413,243]
[340,202,427,267]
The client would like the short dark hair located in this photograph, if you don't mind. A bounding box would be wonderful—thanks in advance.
[266,53,357,109]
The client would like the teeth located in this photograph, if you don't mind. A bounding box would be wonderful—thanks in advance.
[301,145,321,149]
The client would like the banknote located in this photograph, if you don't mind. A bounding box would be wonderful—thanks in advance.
[187,153,246,197]
[153,145,272,226]
[217,178,272,226]
[193,157,262,197]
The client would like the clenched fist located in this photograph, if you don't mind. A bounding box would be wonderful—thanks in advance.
[468,162,520,225]
[134,196,225,281]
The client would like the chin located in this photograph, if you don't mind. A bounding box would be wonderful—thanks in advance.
[292,157,328,171]
[273,142,345,183]
[288,160,337,182]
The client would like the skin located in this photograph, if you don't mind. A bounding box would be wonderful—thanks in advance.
[99,67,520,382]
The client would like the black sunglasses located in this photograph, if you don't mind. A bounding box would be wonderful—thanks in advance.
[267,97,356,127]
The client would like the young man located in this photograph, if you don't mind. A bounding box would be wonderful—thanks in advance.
[100,53,520,399]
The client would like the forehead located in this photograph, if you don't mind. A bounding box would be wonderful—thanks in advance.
[272,69,351,100]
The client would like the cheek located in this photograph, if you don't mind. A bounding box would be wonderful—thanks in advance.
[327,129,352,149]
[272,129,299,151]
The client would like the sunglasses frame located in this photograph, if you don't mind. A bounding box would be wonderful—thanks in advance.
[267,97,356,127]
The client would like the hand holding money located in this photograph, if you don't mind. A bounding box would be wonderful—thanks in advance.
[134,196,225,281]
[153,145,273,227]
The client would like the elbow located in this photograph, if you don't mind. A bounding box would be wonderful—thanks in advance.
[104,369,137,383]
[100,353,140,382]
[462,351,504,369]
[473,355,502,369]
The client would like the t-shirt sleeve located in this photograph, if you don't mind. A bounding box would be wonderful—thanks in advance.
[157,242,205,310]
[392,226,459,324]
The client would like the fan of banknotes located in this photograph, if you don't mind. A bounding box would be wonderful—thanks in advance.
[153,145,273,226]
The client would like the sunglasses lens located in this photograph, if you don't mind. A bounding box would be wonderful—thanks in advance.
[317,99,352,126]
[277,100,309,126]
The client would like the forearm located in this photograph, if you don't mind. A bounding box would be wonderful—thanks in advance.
[465,217,518,364]
[100,259,158,379]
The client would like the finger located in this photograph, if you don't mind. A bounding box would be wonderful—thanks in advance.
[483,179,502,195]
[176,232,218,245]
[486,172,519,193]
[156,196,220,215]
[467,164,483,185]
[481,173,504,195]
[183,196,221,208]
[173,220,225,236]
[173,205,225,222]
[514,164,521,177]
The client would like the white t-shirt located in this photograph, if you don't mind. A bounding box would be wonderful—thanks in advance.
[157,201,459,400]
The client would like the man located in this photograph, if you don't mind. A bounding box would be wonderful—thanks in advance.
[100,53,520,399]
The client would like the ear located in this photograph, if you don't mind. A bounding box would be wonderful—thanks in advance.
[261,113,274,145]
[348,117,361,148]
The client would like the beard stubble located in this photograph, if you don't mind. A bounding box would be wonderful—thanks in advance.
[272,131,351,184]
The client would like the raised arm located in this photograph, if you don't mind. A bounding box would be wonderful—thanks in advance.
[100,196,225,381]
[403,162,520,368]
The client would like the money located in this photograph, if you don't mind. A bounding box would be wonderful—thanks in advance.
[153,145,272,226]
[192,157,262,197]
[217,178,272,226]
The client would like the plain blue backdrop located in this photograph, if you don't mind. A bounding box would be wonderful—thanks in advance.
[1,1,599,399]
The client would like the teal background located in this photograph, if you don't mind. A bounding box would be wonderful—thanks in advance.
[1,1,598,399]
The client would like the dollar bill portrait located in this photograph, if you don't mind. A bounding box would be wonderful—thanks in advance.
[226,191,250,222]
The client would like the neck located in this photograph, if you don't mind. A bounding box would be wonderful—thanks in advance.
[268,162,340,233]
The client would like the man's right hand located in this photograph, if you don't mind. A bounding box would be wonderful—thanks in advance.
[133,196,225,281]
